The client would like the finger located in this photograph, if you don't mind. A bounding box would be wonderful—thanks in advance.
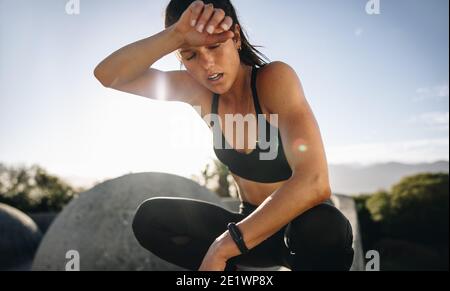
[212,16,233,34]
[189,0,204,27]
[208,30,235,44]
[219,16,233,32]
[205,8,226,34]
[196,3,215,33]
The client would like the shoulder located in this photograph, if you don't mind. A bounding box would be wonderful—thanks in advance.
[258,61,300,89]
[259,61,298,79]
[256,61,306,115]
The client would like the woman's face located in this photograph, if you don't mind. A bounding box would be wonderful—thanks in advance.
[177,28,242,94]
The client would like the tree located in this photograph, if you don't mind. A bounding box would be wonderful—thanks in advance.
[354,194,381,252]
[366,190,391,222]
[364,173,449,245]
[0,163,82,213]
[356,172,449,270]
[388,173,449,245]
[192,160,238,198]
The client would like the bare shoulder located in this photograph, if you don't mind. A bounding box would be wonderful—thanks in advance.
[259,61,298,77]
[256,61,307,115]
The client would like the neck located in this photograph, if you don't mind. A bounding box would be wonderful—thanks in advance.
[221,64,252,105]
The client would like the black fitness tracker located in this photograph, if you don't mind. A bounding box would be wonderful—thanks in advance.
[227,223,249,255]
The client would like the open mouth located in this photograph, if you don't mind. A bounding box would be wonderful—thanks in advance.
[207,73,224,82]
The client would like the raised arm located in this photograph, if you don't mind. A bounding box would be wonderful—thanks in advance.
[94,0,234,105]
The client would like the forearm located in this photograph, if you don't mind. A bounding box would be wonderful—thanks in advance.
[94,24,184,87]
[216,176,331,260]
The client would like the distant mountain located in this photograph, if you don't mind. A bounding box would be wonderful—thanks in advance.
[63,161,449,197]
[329,161,449,196]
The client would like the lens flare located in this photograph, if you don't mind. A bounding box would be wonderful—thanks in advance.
[298,144,308,152]
[293,138,309,154]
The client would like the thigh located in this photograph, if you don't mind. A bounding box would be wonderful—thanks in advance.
[132,197,243,270]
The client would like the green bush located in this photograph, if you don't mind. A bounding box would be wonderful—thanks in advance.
[0,163,82,213]
[356,172,449,270]
[388,173,449,245]
[354,194,381,250]
[366,190,391,222]
[374,238,446,271]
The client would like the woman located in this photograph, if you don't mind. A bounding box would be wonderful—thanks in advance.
[94,0,354,271]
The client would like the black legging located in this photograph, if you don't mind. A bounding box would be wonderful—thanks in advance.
[132,197,354,271]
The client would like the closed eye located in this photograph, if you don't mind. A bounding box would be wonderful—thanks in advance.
[208,44,221,50]
[185,44,221,61]
[186,54,196,61]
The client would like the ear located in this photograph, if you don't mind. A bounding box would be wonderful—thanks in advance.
[232,24,242,49]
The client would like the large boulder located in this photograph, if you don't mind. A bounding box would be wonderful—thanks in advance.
[32,173,224,271]
[0,203,43,270]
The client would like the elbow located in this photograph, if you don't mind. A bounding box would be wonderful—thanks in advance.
[94,65,113,88]
[291,172,332,204]
[316,185,332,203]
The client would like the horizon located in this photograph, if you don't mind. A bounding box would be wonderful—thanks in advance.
[0,0,448,188]
[3,159,448,190]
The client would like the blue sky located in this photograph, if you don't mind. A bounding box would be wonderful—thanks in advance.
[0,0,448,187]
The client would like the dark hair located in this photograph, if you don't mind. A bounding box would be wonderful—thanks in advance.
[165,0,270,67]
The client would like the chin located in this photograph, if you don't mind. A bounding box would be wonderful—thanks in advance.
[207,81,230,95]
[212,87,225,94]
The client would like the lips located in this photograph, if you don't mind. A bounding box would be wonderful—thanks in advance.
[207,73,224,81]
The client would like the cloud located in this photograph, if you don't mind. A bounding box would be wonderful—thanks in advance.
[438,84,450,98]
[406,111,449,132]
[414,82,449,102]
[326,138,449,165]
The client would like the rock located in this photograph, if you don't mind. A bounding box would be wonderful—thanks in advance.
[28,212,59,234]
[32,173,224,271]
[0,203,43,270]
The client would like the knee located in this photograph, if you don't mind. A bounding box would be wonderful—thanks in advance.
[287,204,354,268]
[132,198,166,248]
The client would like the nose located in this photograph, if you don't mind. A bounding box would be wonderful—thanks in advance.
[198,50,215,71]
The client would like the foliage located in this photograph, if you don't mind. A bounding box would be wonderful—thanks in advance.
[355,173,449,270]
[0,163,83,213]
[192,160,238,198]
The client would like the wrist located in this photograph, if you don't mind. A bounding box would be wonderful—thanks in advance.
[213,231,241,260]
[167,24,185,48]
